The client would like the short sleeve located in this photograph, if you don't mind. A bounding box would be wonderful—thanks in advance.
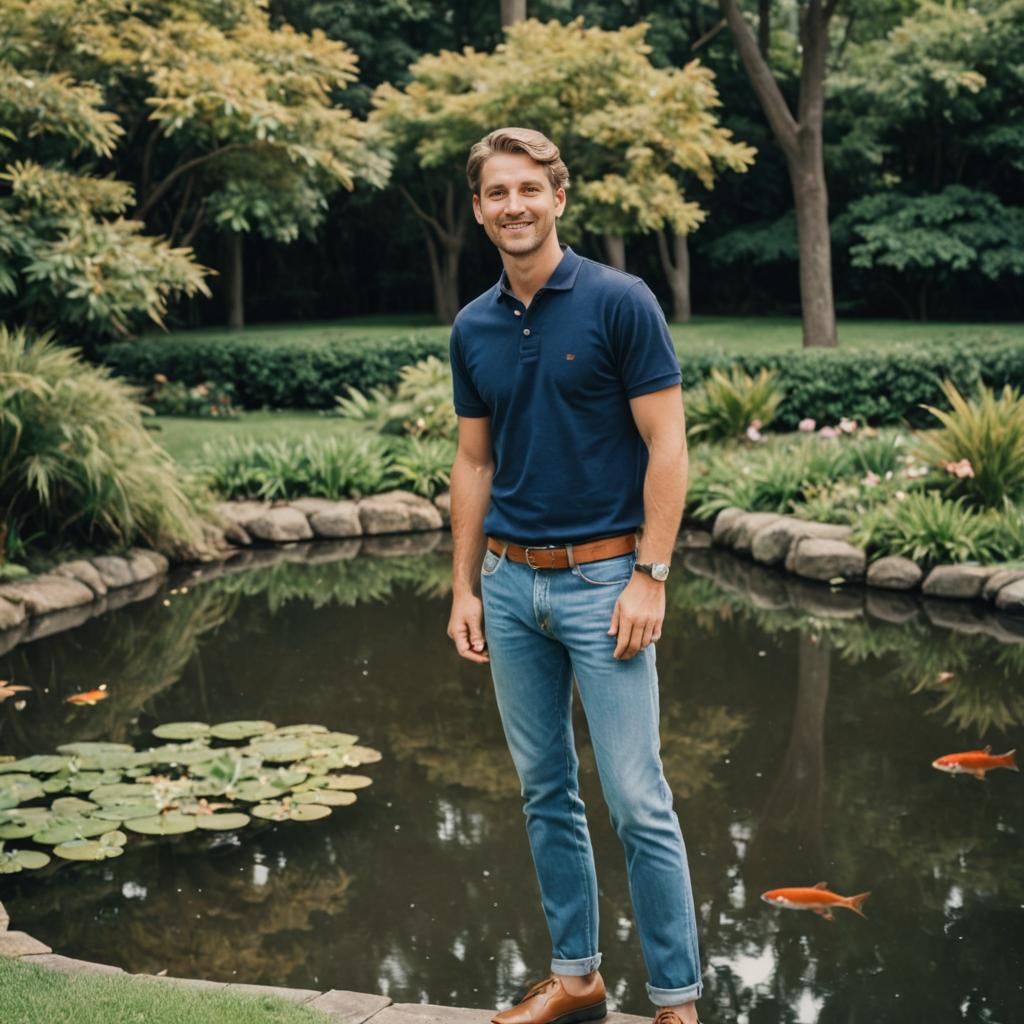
[449,323,489,418]
[611,282,681,398]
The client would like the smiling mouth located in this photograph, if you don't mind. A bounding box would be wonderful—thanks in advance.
[502,221,532,230]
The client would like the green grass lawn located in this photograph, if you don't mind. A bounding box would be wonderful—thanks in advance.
[150,314,1024,358]
[0,957,325,1024]
[150,410,362,464]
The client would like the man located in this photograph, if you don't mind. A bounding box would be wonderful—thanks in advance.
[446,127,701,1024]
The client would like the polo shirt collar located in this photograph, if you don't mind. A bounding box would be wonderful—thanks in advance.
[496,245,583,304]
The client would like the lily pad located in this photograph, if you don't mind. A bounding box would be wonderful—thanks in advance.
[299,789,355,807]
[50,797,99,815]
[195,813,250,831]
[251,801,290,822]
[209,720,275,741]
[125,813,197,836]
[290,803,332,822]
[68,771,123,793]
[53,831,127,861]
[292,776,330,793]
[77,751,151,772]
[0,755,70,775]
[33,817,118,845]
[231,780,281,802]
[311,732,358,749]
[91,802,160,822]
[152,722,211,741]
[0,777,45,806]
[328,774,373,790]
[41,776,71,794]
[345,745,382,766]
[0,847,51,874]
[0,811,54,840]
[270,724,329,737]
[246,738,309,763]
[56,742,134,755]
[90,783,155,804]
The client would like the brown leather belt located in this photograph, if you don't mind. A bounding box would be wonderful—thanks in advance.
[488,532,637,570]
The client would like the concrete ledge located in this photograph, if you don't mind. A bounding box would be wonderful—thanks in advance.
[19,953,124,975]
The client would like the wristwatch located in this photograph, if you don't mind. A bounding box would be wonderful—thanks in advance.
[634,561,670,582]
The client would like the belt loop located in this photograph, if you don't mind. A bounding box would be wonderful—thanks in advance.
[565,542,577,572]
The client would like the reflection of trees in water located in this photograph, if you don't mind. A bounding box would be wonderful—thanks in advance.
[0,585,236,753]
[661,702,748,801]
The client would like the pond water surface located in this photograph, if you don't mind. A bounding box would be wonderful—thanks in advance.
[1,542,1022,1024]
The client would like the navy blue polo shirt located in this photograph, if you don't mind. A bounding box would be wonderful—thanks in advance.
[450,246,681,545]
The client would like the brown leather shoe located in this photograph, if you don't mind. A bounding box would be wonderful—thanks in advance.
[492,974,607,1024]
[653,1008,700,1024]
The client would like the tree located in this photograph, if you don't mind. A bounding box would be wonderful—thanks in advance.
[0,25,209,339]
[372,18,753,322]
[718,0,844,347]
[4,0,389,331]
[501,0,528,27]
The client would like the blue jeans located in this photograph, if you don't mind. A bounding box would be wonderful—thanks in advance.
[480,546,702,1006]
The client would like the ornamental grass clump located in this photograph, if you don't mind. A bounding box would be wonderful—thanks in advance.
[0,326,204,560]
[854,492,998,565]
[685,366,783,443]
[915,380,1024,508]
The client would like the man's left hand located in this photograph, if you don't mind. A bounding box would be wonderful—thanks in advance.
[608,573,665,660]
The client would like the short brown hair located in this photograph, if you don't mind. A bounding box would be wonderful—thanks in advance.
[466,127,570,195]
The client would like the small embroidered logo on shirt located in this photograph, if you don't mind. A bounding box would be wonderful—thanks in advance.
[566,353,576,361]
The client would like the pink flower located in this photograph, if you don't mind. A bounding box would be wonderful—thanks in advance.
[746,423,763,442]
[818,426,839,439]
[798,418,816,432]
[862,471,880,487]
[153,373,168,384]
[839,417,858,434]
[193,383,209,397]
[943,458,975,479]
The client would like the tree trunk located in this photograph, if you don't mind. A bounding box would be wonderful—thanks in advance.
[758,0,771,56]
[602,234,626,271]
[226,231,244,330]
[656,229,692,322]
[501,0,527,27]
[790,135,837,346]
[719,0,840,348]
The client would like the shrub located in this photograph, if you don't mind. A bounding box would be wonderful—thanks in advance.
[196,433,396,501]
[144,377,237,418]
[391,436,456,498]
[336,355,456,440]
[685,367,783,442]
[914,380,1024,508]
[854,492,998,564]
[101,333,448,409]
[0,327,204,559]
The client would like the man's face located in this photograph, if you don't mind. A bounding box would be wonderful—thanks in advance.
[473,151,565,259]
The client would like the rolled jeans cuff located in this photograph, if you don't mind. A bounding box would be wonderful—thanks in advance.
[646,980,703,1006]
[551,953,603,976]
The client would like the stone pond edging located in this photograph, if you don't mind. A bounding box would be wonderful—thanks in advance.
[0,901,645,1024]
[0,490,451,651]
[702,506,1024,614]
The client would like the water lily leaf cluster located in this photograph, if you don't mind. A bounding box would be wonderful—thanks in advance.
[0,722,379,872]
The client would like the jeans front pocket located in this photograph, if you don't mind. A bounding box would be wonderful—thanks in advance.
[481,548,505,577]
[574,552,636,587]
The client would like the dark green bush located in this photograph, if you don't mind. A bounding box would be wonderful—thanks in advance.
[102,334,1024,425]
[100,333,448,410]
[678,343,1024,430]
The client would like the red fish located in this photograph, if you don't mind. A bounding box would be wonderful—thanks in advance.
[66,688,109,706]
[932,746,1017,781]
[761,882,870,921]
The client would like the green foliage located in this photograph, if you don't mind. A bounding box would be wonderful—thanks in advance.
[391,436,455,498]
[336,355,455,439]
[915,379,1024,508]
[685,366,783,442]
[101,333,447,409]
[197,434,395,500]
[0,326,205,557]
[144,378,237,419]
[854,492,998,564]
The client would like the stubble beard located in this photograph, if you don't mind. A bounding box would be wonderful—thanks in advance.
[490,218,554,260]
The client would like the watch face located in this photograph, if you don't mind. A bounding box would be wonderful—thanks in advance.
[652,563,670,581]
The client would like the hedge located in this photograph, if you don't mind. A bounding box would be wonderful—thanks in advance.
[101,333,1024,427]
[100,333,448,409]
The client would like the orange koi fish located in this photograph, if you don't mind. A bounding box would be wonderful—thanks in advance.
[931,746,1017,781]
[761,882,870,921]
[65,689,109,706]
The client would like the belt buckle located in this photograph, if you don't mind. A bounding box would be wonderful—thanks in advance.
[524,545,557,570]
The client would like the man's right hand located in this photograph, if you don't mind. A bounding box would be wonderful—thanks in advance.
[447,594,489,663]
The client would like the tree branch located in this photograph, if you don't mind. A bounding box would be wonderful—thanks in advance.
[139,124,164,206]
[168,173,195,246]
[655,228,676,277]
[135,142,264,221]
[180,201,207,248]
[718,0,798,159]
[397,183,452,244]
[690,18,727,52]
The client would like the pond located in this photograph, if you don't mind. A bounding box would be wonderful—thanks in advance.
[1,540,1022,1023]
